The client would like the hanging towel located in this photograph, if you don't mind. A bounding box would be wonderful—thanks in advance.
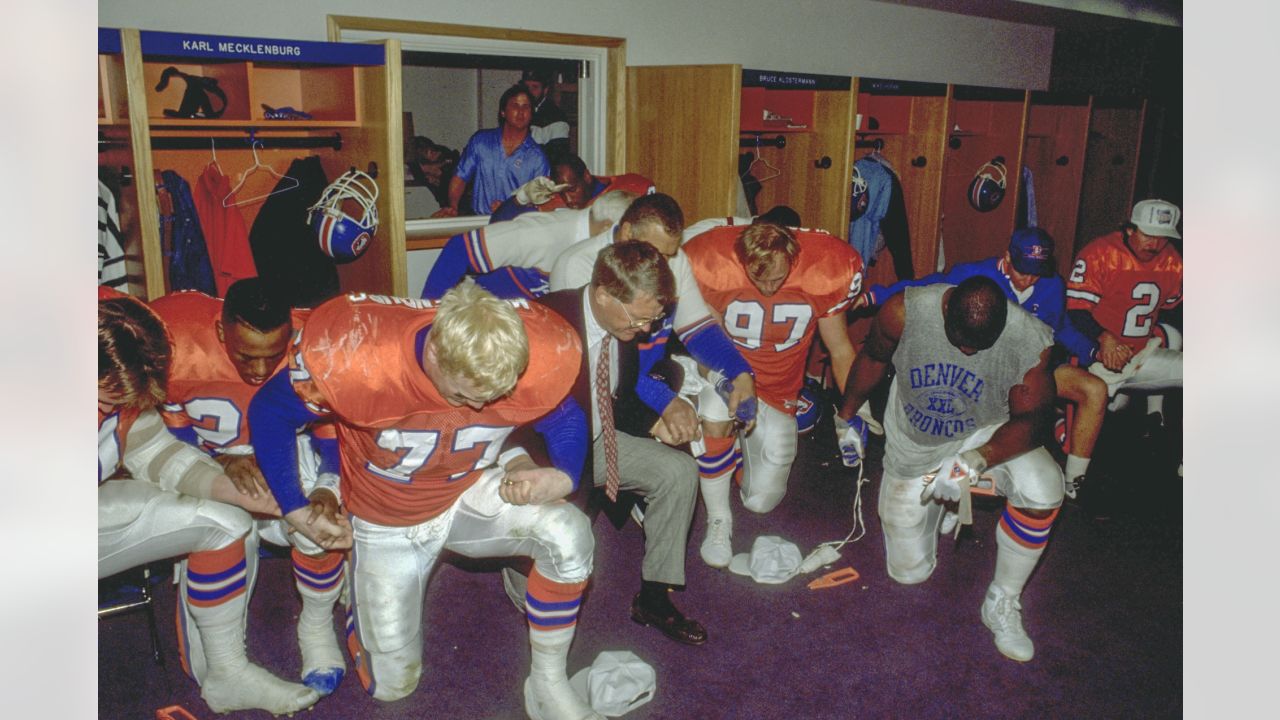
[159,170,216,295]
[194,163,257,296]
[248,155,336,308]
[98,179,128,290]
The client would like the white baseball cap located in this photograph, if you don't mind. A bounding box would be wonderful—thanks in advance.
[1130,199,1181,239]
[728,535,803,584]
[568,651,656,717]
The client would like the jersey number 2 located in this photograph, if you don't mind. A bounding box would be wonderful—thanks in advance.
[1123,282,1161,338]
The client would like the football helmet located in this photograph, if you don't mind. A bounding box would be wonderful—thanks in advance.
[309,170,379,262]
[796,384,821,435]
[850,165,870,221]
[967,159,1007,213]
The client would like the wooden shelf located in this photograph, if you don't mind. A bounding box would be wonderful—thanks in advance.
[147,118,362,129]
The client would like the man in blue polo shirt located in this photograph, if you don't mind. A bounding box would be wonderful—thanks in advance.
[438,84,550,217]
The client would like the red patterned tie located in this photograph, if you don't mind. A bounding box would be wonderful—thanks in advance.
[596,337,621,501]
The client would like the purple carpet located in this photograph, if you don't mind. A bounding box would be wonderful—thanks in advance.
[99,398,1181,719]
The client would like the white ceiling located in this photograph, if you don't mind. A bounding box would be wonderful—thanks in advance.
[869,0,1181,29]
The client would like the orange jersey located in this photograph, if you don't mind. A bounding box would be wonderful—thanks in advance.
[288,293,581,526]
[539,173,656,212]
[99,406,141,484]
[151,290,310,453]
[1066,231,1183,350]
[685,226,864,413]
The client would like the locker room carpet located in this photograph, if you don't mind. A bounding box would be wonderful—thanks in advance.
[99,397,1183,719]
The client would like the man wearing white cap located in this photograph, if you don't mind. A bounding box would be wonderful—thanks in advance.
[1066,199,1183,431]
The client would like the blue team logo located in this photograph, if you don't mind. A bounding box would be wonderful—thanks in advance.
[900,363,984,438]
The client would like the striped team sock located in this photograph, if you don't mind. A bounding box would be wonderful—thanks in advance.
[292,549,346,694]
[177,539,250,680]
[993,505,1060,597]
[698,435,738,492]
[525,568,587,632]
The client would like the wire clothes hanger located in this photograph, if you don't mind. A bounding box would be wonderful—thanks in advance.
[207,138,224,177]
[222,139,299,208]
[742,134,781,183]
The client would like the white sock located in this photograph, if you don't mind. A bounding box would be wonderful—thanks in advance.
[1146,394,1165,419]
[700,473,733,522]
[193,594,319,714]
[1064,454,1090,481]
[992,521,1044,598]
[527,626,598,720]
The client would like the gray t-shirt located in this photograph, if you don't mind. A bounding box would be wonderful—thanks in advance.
[883,284,1053,476]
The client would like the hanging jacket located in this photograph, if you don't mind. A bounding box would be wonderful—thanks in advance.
[881,169,915,280]
[159,170,217,295]
[1018,164,1039,229]
[849,156,892,264]
[194,163,257,296]
[248,156,336,309]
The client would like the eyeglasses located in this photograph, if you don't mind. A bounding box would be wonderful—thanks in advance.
[610,295,665,329]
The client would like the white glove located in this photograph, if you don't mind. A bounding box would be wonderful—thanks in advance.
[921,450,987,503]
[513,176,571,206]
[833,414,869,468]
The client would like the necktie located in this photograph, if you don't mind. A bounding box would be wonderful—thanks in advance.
[596,337,621,501]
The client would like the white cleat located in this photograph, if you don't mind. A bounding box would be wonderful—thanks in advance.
[981,586,1035,662]
[202,662,321,716]
[699,517,733,569]
[524,674,602,720]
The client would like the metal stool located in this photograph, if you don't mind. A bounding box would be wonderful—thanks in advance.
[98,565,164,665]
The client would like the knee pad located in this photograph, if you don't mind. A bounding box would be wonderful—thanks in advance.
[996,448,1064,510]
[530,504,594,583]
[191,497,254,551]
[1158,323,1183,351]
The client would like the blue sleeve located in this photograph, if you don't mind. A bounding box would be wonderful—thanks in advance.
[868,262,981,305]
[533,396,588,490]
[421,233,475,299]
[1031,278,1097,367]
[248,370,325,515]
[489,196,536,223]
[454,133,479,181]
[166,424,201,447]
[636,329,677,414]
[683,322,752,380]
[311,434,340,475]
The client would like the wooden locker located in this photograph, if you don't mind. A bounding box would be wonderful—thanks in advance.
[1074,97,1147,260]
[940,85,1028,269]
[628,65,852,236]
[98,29,148,297]
[118,29,405,299]
[1022,91,1091,278]
[852,77,950,287]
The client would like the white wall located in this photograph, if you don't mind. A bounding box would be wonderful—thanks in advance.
[99,0,1054,90]
[402,65,479,153]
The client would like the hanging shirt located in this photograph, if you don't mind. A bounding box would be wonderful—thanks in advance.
[454,127,550,216]
[98,180,128,291]
[193,163,257,297]
[849,156,893,264]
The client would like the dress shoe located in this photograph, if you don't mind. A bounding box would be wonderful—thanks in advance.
[630,594,707,645]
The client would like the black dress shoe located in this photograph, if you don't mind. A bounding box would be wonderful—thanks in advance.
[630,593,707,645]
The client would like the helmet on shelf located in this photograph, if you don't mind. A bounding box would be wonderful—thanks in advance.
[309,170,380,262]
[967,159,1007,213]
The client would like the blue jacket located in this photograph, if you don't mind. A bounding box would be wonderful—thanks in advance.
[867,257,1096,365]
[159,170,216,295]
